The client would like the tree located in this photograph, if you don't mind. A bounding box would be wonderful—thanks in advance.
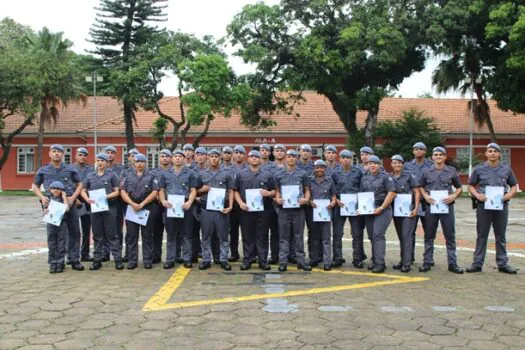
[417,91,434,98]
[25,27,87,167]
[227,0,431,145]
[89,0,168,149]
[374,109,442,161]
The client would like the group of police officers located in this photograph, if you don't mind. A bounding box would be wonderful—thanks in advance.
[34,140,519,275]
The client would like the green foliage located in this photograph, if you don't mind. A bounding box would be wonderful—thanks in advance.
[374,109,442,160]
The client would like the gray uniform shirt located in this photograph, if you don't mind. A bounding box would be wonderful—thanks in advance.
[332,167,362,195]
[420,165,461,194]
[83,170,119,206]
[309,175,337,200]
[159,167,198,198]
[468,162,518,194]
[74,163,94,181]
[274,167,310,196]
[198,168,234,208]
[34,163,81,196]
[360,171,396,207]
[391,170,419,194]
[404,158,433,185]
[121,170,158,203]
[234,168,274,208]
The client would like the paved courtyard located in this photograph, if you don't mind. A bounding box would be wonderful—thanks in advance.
[1,196,525,349]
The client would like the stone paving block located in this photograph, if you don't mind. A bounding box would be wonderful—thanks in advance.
[54,339,94,350]
[496,335,525,346]
[26,333,66,345]
[77,319,114,330]
[418,324,456,336]
[429,335,468,346]
[333,339,374,349]
[466,340,509,350]
[0,338,26,350]
[233,334,269,346]
[456,329,495,340]
[296,333,336,345]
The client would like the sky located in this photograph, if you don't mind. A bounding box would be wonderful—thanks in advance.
[3,0,461,98]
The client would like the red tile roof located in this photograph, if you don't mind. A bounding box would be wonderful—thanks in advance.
[4,92,525,136]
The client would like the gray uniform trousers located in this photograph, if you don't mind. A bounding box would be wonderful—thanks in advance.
[47,220,67,266]
[364,207,393,267]
[150,202,165,261]
[201,209,230,263]
[278,207,307,265]
[165,208,193,263]
[393,216,416,266]
[410,205,426,261]
[423,205,457,266]
[240,211,270,265]
[472,202,509,268]
[309,220,332,265]
[80,213,91,258]
[269,205,280,260]
[91,206,122,263]
[64,205,82,263]
[304,207,317,260]
[125,205,155,265]
[333,207,366,263]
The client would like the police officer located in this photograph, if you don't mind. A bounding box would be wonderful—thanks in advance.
[332,149,365,268]
[419,147,464,274]
[324,145,341,176]
[197,149,234,271]
[357,146,374,173]
[183,144,198,170]
[192,147,208,262]
[274,149,312,272]
[80,153,123,271]
[297,144,314,175]
[33,144,85,271]
[105,145,125,261]
[123,148,138,178]
[260,144,273,169]
[268,144,287,263]
[298,144,315,262]
[120,153,159,269]
[466,143,519,274]
[159,149,197,269]
[234,150,275,271]
[390,155,420,273]
[44,181,68,274]
[404,142,433,263]
[359,155,397,273]
[73,147,94,262]
[150,149,173,264]
[221,146,234,168]
[228,145,248,262]
[308,160,338,271]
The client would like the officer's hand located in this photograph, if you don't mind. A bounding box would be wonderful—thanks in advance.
[222,207,233,214]
[131,203,141,211]
[310,200,317,208]
[182,201,191,210]
[40,196,50,207]
[200,185,210,193]
[275,197,284,205]
[410,209,418,217]
[328,201,336,209]
[195,197,201,203]
[260,189,272,197]
[162,200,173,209]
[373,207,383,216]
[476,194,487,202]
[299,198,309,206]
[87,199,96,205]
[503,193,513,202]
[424,195,436,205]
[338,200,345,208]
[66,196,75,207]
[75,199,81,206]
[443,195,455,204]
[239,202,250,211]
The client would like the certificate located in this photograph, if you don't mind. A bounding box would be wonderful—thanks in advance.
[167,194,185,218]
[43,200,68,227]
[282,185,300,208]
[430,190,449,214]
[358,192,375,215]
[485,186,504,210]
[89,188,109,213]
[246,189,264,212]
[313,199,331,222]
[207,187,226,211]
[394,194,412,217]
[125,205,150,226]
[340,193,358,216]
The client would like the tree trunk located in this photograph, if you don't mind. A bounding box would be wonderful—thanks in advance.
[324,93,358,135]
[474,87,497,143]
[170,124,181,151]
[364,108,379,147]
[192,115,213,148]
[123,101,135,149]
[36,115,45,168]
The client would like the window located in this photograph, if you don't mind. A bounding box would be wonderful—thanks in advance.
[122,146,128,165]
[96,146,107,154]
[501,148,511,165]
[147,146,160,168]
[456,146,511,172]
[17,147,35,174]
[63,147,72,165]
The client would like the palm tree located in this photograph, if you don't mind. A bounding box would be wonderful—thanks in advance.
[25,27,87,167]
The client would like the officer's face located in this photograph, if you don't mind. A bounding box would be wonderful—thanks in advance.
[135,161,146,172]
[159,154,171,165]
[274,149,285,160]
[432,152,446,164]
[196,153,207,164]
[367,162,380,173]
[172,154,184,166]
[300,149,311,160]
[314,165,326,177]
[50,188,62,197]
[49,149,64,162]
[340,155,352,167]
[361,153,370,163]
[248,155,261,166]
[260,148,270,159]
[391,160,403,172]
[221,152,232,162]
[286,155,298,166]
[413,147,426,158]
[105,151,116,162]
[485,148,501,161]
[96,158,108,170]
[208,154,220,167]
[128,154,136,164]
[324,150,336,162]
[234,151,245,163]
[184,149,194,159]
[76,152,87,164]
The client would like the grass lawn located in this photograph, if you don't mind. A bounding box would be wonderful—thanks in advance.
[0,190,35,196]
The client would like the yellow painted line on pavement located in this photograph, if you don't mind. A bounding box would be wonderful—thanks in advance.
[143,267,429,312]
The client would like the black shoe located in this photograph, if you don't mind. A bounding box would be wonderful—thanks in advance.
[192,258,199,264]
[121,257,128,263]
[228,256,240,263]
[221,262,232,271]
[419,264,432,272]
[288,257,298,264]
[278,264,287,272]
[361,254,367,262]
[144,264,153,270]
[466,265,482,273]
[163,262,175,269]
[89,262,102,271]
[324,264,332,271]
[448,264,464,274]
[401,265,411,273]
[240,263,251,271]
[152,257,161,264]
[115,261,124,270]
[297,263,312,271]
[81,256,93,262]
[498,265,518,274]
[214,260,221,265]
[103,256,111,262]
[49,265,57,274]
[66,260,72,265]
[430,262,435,267]
[392,263,402,270]
[309,260,320,268]
[71,263,85,271]
[367,263,374,271]
[127,263,137,270]
[199,261,211,270]
[55,265,64,273]
[372,264,386,273]
[352,260,364,269]
[175,258,184,264]
[269,258,279,265]
[259,263,271,271]
[331,260,343,268]
[183,262,193,269]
